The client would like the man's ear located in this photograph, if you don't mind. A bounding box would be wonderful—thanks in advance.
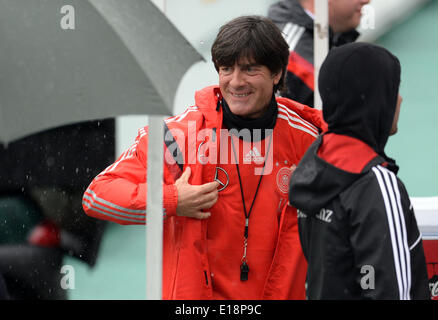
[272,71,282,85]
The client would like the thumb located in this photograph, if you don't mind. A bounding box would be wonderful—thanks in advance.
[181,166,191,182]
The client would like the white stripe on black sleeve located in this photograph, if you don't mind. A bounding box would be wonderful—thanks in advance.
[282,22,292,39]
[372,166,411,300]
[282,23,305,52]
[286,24,299,44]
[409,234,422,251]
[388,168,412,299]
[288,27,305,52]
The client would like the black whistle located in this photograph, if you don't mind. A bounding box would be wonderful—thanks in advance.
[240,262,249,281]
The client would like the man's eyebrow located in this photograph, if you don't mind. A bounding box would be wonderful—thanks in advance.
[238,62,261,68]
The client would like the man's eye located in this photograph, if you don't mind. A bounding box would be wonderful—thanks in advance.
[220,67,232,73]
[246,66,258,74]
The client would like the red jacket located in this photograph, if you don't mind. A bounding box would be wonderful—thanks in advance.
[82,86,326,299]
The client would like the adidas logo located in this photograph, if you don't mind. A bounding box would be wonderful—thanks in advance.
[244,146,264,163]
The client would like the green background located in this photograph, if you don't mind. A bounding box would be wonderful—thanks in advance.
[377,0,438,197]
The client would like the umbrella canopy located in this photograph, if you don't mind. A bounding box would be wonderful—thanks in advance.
[0,0,203,144]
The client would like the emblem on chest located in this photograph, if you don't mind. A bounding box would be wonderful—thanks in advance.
[276,164,297,194]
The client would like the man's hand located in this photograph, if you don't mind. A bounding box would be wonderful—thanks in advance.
[174,167,220,219]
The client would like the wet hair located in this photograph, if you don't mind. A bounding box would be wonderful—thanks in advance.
[211,15,289,92]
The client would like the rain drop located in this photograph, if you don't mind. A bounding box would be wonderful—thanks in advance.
[46,157,55,167]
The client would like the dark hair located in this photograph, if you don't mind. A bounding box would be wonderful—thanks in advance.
[211,16,289,92]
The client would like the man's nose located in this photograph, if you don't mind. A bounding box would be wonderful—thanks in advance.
[229,69,246,87]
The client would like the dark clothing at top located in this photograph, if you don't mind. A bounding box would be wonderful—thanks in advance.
[289,43,430,299]
[268,0,359,107]
[221,95,278,141]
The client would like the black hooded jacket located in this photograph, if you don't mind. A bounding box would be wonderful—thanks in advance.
[268,0,359,107]
[289,43,430,299]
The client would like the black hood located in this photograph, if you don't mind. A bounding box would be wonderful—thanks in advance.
[319,42,401,155]
[289,43,401,214]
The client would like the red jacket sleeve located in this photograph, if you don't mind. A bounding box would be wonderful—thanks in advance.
[82,127,178,225]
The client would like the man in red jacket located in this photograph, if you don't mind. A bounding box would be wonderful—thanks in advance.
[82,16,325,299]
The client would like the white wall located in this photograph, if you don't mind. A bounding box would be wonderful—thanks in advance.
[412,197,438,239]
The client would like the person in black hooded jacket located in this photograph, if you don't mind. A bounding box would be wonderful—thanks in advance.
[289,42,430,300]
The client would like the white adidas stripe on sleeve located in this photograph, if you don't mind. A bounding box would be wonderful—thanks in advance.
[372,165,411,300]
[282,22,305,52]
[278,104,319,133]
[277,106,319,138]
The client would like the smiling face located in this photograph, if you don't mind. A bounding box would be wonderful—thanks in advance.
[211,16,290,106]
[219,58,281,119]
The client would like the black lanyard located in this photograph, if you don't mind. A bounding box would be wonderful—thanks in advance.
[230,133,273,281]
